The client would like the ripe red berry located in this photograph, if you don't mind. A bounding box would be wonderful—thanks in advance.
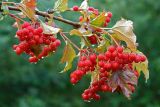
[73,6,79,11]
[93,94,100,100]
[89,54,97,62]
[108,46,116,53]
[105,17,111,23]
[15,47,22,55]
[98,54,105,61]
[88,7,95,11]
[107,12,113,18]
[29,56,38,63]
[116,46,123,53]
[82,93,89,101]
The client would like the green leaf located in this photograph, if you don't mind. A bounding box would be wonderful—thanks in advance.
[90,12,106,27]
[54,0,68,12]
[108,70,138,99]
[40,21,61,35]
[60,42,76,73]
[112,18,137,51]
[96,39,110,53]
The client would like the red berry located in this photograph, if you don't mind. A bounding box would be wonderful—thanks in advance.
[29,56,38,63]
[108,46,116,53]
[73,6,79,11]
[93,94,100,101]
[79,16,83,22]
[105,17,111,23]
[98,54,105,61]
[54,40,61,47]
[15,47,22,55]
[116,46,123,53]
[101,84,109,92]
[22,22,30,28]
[89,54,97,62]
[82,93,89,101]
[88,7,94,11]
[107,12,113,18]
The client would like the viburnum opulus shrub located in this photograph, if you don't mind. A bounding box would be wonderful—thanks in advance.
[0,0,149,101]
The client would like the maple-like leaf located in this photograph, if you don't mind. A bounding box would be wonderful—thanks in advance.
[60,42,76,73]
[108,70,138,99]
[112,18,137,51]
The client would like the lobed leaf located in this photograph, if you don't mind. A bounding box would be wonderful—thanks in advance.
[108,70,138,99]
[60,42,76,73]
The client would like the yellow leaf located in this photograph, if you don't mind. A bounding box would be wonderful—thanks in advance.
[17,3,36,21]
[70,29,83,36]
[60,42,76,72]
[70,27,92,37]
[96,39,110,53]
[54,0,68,12]
[112,18,137,51]
[133,60,149,82]
[90,12,107,27]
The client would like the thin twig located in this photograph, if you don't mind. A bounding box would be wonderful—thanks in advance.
[0,5,81,28]
[60,32,81,51]
[103,30,119,46]
[8,13,25,22]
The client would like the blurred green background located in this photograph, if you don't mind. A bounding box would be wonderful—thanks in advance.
[0,0,160,107]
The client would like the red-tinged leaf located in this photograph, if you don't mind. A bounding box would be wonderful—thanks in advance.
[60,42,76,73]
[22,0,37,9]
[108,70,138,99]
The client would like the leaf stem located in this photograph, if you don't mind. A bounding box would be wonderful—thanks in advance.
[60,32,81,51]
[8,13,25,22]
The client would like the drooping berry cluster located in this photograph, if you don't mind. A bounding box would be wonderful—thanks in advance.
[70,53,97,84]
[13,22,61,63]
[104,12,112,27]
[70,45,146,101]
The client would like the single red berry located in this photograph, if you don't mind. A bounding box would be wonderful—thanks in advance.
[73,6,79,11]
[22,22,30,29]
[82,93,90,101]
[116,46,123,53]
[98,54,105,61]
[111,62,119,71]
[15,47,22,55]
[93,94,100,101]
[88,7,95,11]
[140,55,146,62]
[89,54,97,62]
[104,63,111,71]
[105,17,111,23]
[29,56,38,63]
[108,46,116,53]
[101,84,109,92]
[107,12,113,18]
[54,40,61,47]
[70,78,78,84]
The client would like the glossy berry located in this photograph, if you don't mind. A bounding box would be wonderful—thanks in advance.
[73,6,79,11]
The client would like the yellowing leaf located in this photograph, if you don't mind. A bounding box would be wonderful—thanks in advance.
[17,3,36,21]
[54,0,68,12]
[90,12,106,27]
[80,0,88,10]
[22,0,36,9]
[70,29,83,36]
[133,60,149,82]
[112,18,137,51]
[41,21,61,35]
[60,42,76,72]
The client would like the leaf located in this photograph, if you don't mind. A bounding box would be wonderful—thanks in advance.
[90,12,106,27]
[22,0,36,9]
[133,55,149,82]
[54,0,68,12]
[17,3,36,21]
[70,27,92,37]
[41,21,61,35]
[112,18,137,51]
[80,0,88,10]
[60,42,76,72]
[108,70,138,99]
[96,39,110,53]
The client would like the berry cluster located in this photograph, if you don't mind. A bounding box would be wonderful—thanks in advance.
[70,53,97,84]
[70,45,146,101]
[98,46,146,72]
[104,12,112,27]
[13,22,61,63]
[82,78,112,101]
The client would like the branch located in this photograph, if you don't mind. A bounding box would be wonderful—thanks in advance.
[3,6,81,28]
